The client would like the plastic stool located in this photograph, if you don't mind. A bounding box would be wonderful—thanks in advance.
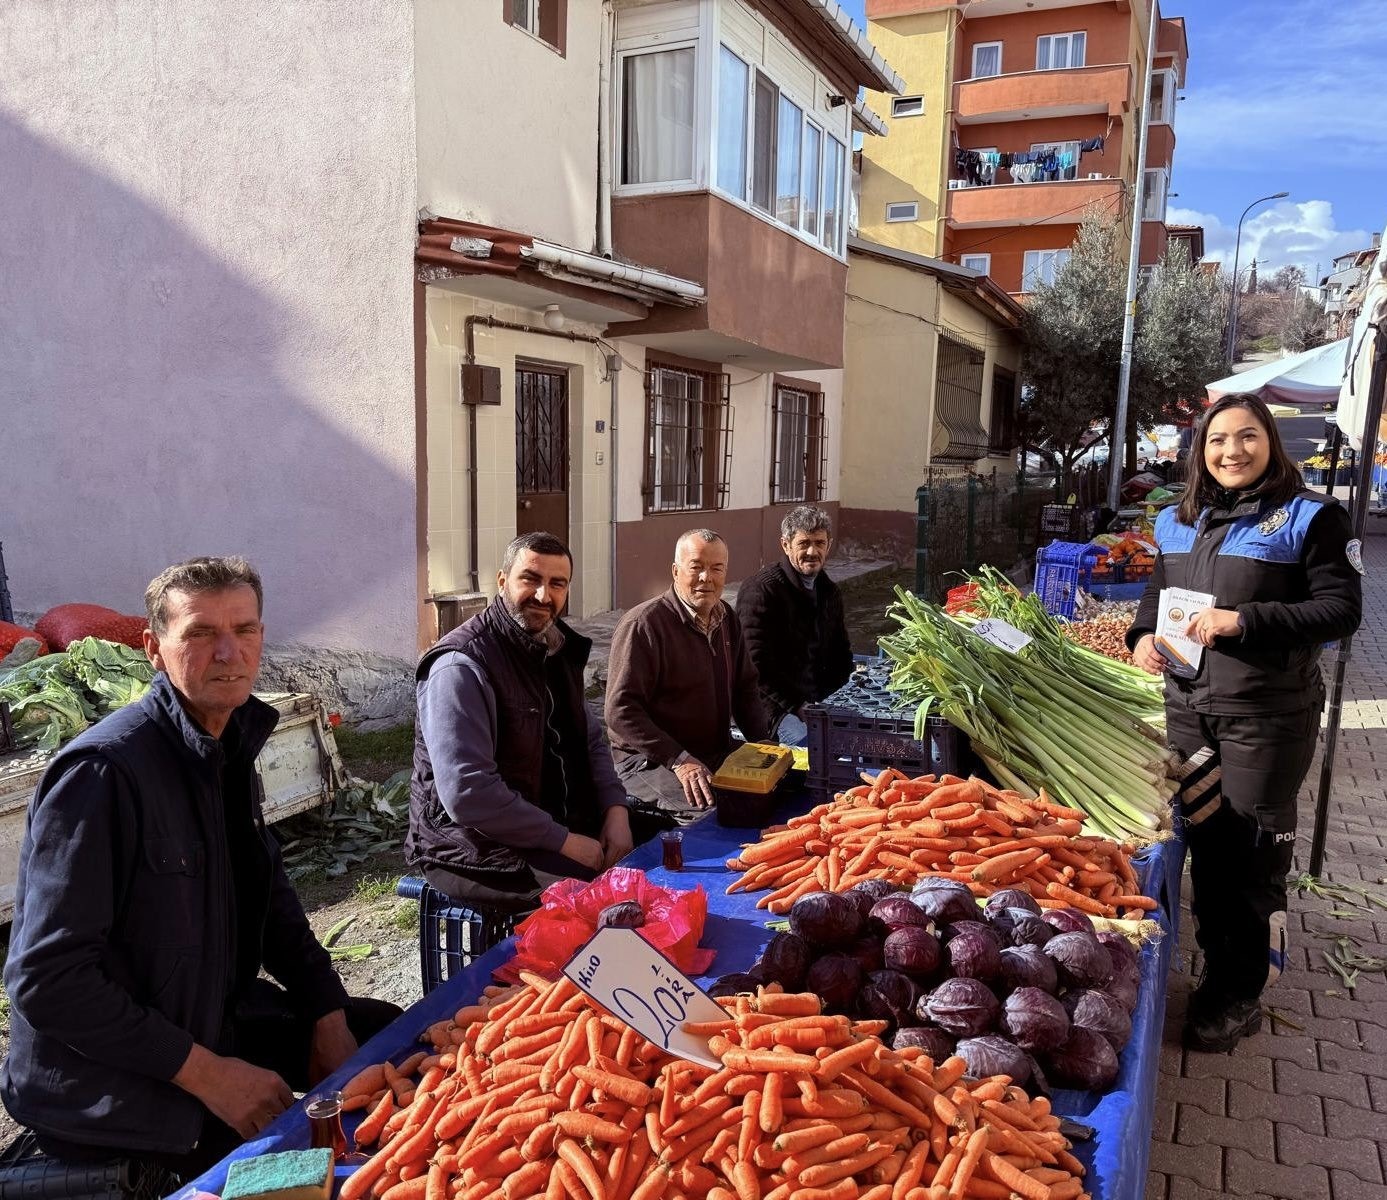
[0,1132,175,1200]
[395,877,527,993]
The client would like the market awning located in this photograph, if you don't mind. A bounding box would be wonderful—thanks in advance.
[1338,227,1387,450]
[1204,339,1348,408]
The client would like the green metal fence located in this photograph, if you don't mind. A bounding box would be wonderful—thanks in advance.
[913,469,1059,601]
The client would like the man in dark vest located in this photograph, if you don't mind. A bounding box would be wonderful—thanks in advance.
[407,532,632,907]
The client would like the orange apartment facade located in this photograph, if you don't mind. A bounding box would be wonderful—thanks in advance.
[859,0,1187,297]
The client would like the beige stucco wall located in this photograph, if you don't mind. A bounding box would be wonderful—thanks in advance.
[424,291,617,618]
[0,1,418,666]
[842,253,1021,513]
[415,0,602,248]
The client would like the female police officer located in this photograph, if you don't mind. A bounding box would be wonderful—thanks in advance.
[1127,393,1362,1052]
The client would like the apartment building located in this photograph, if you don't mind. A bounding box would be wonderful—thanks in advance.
[857,0,1187,297]
[419,0,902,614]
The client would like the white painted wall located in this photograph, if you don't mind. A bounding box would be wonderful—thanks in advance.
[0,2,418,662]
[415,0,602,249]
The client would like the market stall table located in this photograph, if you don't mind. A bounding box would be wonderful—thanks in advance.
[173,798,1183,1200]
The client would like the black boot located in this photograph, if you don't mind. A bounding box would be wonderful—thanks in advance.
[1183,996,1262,1053]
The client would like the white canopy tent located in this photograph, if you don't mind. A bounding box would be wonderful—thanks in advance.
[1205,338,1348,407]
[1338,232,1387,450]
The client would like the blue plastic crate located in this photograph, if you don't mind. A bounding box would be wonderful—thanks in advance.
[1034,540,1102,619]
[396,876,527,994]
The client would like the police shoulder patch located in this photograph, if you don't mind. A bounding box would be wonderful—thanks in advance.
[1347,538,1366,576]
[1258,507,1290,535]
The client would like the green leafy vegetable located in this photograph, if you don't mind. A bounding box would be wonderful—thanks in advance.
[0,638,154,753]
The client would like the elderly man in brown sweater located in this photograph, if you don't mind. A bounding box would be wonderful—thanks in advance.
[604,528,769,823]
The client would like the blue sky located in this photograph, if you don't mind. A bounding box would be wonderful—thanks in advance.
[843,0,1387,280]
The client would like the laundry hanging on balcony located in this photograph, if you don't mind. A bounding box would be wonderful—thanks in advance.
[952,136,1103,188]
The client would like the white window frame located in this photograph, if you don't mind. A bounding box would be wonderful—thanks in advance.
[1029,139,1082,181]
[1149,68,1178,124]
[710,41,850,259]
[1142,167,1169,222]
[892,96,925,118]
[960,253,992,275]
[715,44,751,200]
[1036,31,1086,71]
[1022,248,1072,290]
[971,42,1003,79]
[614,41,701,195]
[510,0,538,34]
[886,202,919,223]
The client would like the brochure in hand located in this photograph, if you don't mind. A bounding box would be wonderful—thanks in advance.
[1154,587,1216,679]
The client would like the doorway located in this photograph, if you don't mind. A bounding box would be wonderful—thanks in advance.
[515,364,570,543]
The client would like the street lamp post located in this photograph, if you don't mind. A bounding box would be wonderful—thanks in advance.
[1225,190,1289,368]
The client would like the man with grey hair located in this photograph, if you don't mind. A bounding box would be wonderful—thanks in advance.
[3,557,398,1177]
[736,506,853,744]
[407,532,632,908]
[605,529,768,819]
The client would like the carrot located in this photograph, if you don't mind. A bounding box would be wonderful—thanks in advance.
[556,1137,607,1200]
[977,1150,1049,1200]
[754,993,823,1017]
[340,1150,391,1200]
[381,1179,429,1200]
[555,1112,633,1144]
[355,1090,397,1147]
[759,1073,785,1134]
[344,1063,388,1099]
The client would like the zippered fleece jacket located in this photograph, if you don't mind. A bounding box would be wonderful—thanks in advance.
[1127,489,1362,715]
[1,673,348,1154]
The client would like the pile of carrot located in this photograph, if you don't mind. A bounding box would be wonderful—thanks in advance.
[727,771,1159,921]
[339,974,1091,1200]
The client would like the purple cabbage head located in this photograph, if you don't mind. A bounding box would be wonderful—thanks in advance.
[883,926,942,978]
[859,970,922,1027]
[1064,989,1133,1053]
[758,931,812,991]
[921,977,1000,1037]
[708,972,760,999]
[1001,987,1071,1053]
[955,1034,1032,1085]
[984,888,1042,918]
[805,953,864,1014]
[911,879,979,926]
[789,891,864,949]
[997,945,1060,996]
[845,935,886,975]
[1045,1026,1120,1091]
[871,895,934,932]
[1096,930,1140,976]
[945,926,1003,982]
[1005,910,1057,949]
[892,1026,958,1060]
[1043,931,1113,990]
[1043,908,1094,935]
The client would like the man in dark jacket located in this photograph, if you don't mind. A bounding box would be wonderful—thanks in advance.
[407,533,631,907]
[605,529,769,819]
[2,557,398,1177]
[735,506,853,744]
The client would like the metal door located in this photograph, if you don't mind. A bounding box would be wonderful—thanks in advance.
[515,365,570,540]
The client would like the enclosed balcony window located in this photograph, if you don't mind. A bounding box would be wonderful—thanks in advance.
[1022,248,1072,290]
[801,123,822,237]
[821,135,846,254]
[620,46,696,186]
[1142,168,1169,222]
[1036,32,1086,70]
[716,46,749,197]
[1150,68,1177,124]
[751,71,777,212]
[776,96,803,227]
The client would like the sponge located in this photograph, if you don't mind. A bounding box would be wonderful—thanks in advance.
[222,1148,333,1200]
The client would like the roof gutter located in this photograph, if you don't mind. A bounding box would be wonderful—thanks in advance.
[521,241,706,303]
[852,98,889,137]
[800,0,906,94]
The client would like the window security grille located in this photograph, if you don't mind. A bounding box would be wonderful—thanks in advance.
[642,365,733,513]
[770,386,826,504]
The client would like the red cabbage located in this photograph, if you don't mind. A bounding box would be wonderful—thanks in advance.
[921,977,1000,1037]
[1001,987,1070,1052]
[758,931,812,991]
[1005,911,1056,949]
[984,888,1042,918]
[1042,908,1094,935]
[1043,931,1113,990]
[955,1034,1032,1085]
[911,879,979,925]
[789,891,864,949]
[846,935,886,975]
[708,972,760,999]
[1064,989,1133,1053]
[859,969,921,1026]
[945,926,1002,982]
[883,927,942,978]
[871,895,934,931]
[1096,930,1140,975]
[997,945,1059,996]
[1045,1026,1120,1091]
[892,1026,957,1059]
[1107,970,1140,1014]
[805,953,864,1014]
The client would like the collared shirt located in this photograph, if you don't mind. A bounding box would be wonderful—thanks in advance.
[675,590,726,639]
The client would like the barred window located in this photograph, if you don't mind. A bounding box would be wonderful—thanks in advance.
[770,384,826,504]
[933,335,990,462]
[643,363,733,513]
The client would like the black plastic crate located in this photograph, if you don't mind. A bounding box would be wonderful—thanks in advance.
[396,876,527,994]
[803,664,964,803]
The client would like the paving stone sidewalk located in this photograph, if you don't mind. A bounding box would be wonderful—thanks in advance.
[1146,526,1387,1200]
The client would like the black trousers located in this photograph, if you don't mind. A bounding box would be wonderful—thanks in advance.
[1165,703,1320,1002]
[35,984,401,1182]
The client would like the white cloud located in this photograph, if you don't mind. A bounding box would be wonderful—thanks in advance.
[1167,200,1374,282]
[1177,0,1387,170]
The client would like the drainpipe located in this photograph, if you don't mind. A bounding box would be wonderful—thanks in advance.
[607,352,621,610]
[462,315,607,594]
[597,1,614,256]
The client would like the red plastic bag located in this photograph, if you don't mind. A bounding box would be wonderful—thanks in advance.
[35,604,146,651]
[498,866,715,983]
[0,622,48,658]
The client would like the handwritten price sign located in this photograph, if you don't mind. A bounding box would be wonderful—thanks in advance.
[971,617,1032,654]
[562,927,726,1068]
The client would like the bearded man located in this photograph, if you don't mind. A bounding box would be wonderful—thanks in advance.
[406,533,632,907]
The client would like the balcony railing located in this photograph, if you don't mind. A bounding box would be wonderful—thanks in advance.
[947,176,1125,229]
[954,63,1133,125]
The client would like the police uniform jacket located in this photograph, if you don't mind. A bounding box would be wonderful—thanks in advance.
[1127,488,1362,716]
